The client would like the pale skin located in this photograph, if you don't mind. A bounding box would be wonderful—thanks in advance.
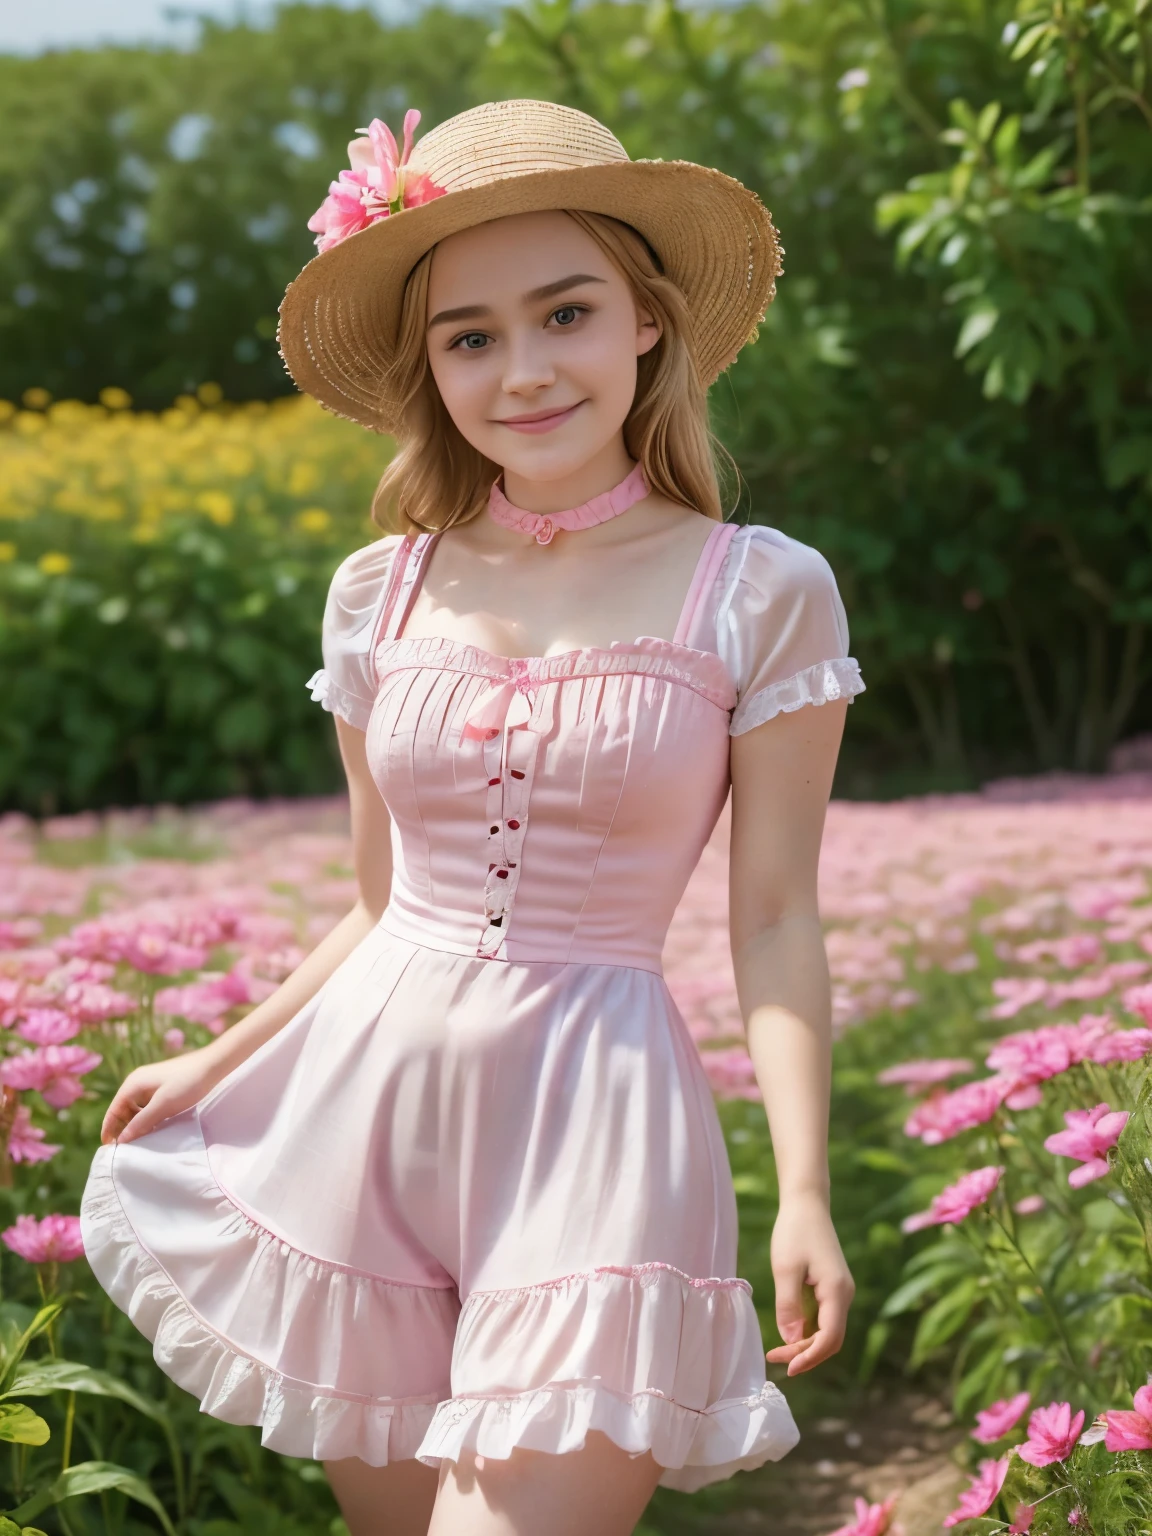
[102,210,854,1534]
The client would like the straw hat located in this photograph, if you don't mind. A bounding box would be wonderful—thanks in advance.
[278,98,782,435]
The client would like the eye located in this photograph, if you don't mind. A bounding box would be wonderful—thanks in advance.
[549,304,586,328]
[450,331,491,352]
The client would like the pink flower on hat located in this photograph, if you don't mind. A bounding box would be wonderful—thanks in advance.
[308,110,446,252]
[1043,1103,1129,1186]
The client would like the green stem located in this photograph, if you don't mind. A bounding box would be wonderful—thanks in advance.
[61,1389,74,1472]
[989,1215,1095,1394]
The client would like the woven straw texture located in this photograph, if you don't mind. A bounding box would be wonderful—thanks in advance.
[278,99,782,434]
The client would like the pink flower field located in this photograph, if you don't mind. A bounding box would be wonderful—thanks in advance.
[2,777,1152,1533]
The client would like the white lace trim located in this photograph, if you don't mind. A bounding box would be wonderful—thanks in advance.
[729,657,865,736]
[306,669,373,732]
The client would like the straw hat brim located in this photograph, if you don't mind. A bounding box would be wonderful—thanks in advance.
[277,157,780,435]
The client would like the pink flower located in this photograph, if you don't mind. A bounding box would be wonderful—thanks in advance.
[1008,1504,1036,1534]
[943,1457,1009,1526]
[989,978,1049,1019]
[1103,1384,1152,1452]
[307,111,446,253]
[6,1103,60,1164]
[903,1165,1004,1232]
[1014,1194,1045,1215]
[876,1058,972,1094]
[986,1026,1074,1088]
[698,1047,762,1101]
[903,1076,1012,1143]
[1043,1103,1129,1186]
[163,1027,186,1053]
[0,1044,102,1108]
[972,1392,1031,1444]
[825,1494,899,1536]
[1067,1510,1082,1526]
[1122,982,1152,1024]
[59,980,134,1023]
[154,968,251,1031]
[1,1212,84,1263]
[1017,1401,1085,1466]
[15,1006,82,1046]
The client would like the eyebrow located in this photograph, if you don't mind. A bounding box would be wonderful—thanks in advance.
[426,273,607,330]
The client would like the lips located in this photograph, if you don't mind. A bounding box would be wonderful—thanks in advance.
[494,401,584,434]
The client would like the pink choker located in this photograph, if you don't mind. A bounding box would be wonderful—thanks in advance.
[488,463,649,546]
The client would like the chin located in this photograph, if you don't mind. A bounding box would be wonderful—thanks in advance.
[490,435,615,486]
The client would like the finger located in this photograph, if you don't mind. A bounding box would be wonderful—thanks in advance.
[116,1093,173,1145]
[784,1325,843,1375]
[783,1288,852,1374]
[766,1337,810,1364]
[100,1093,146,1145]
[772,1265,809,1349]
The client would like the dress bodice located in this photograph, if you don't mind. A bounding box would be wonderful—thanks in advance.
[309,523,864,971]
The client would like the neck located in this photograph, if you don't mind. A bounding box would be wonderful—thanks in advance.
[500,437,635,516]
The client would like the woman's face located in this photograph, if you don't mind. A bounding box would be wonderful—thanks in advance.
[425,211,660,488]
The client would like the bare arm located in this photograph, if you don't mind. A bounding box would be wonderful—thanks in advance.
[104,718,393,1144]
[728,699,854,1375]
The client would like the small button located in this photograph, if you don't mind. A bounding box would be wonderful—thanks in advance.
[510,770,525,780]
[496,869,508,879]
[507,819,520,830]
[490,825,499,834]
[488,777,501,787]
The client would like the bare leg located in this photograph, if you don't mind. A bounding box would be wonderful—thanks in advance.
[324,1456,439,1536]
[427,1431,663,1536]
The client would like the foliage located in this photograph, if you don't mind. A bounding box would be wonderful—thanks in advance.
[0,391,385,812]
[2,0,1150,793]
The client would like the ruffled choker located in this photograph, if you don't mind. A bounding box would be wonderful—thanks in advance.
[488,463,649,546]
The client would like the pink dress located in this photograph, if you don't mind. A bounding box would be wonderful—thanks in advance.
[80,522,863,1491]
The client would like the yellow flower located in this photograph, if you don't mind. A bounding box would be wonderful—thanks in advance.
[0,401,15,424]
[197,382,224,407]
[0,542,16,562]
[22,387,51,410]
[38,551,71,575]
[99,386,132,410]
[196,490,234,525]
[288,461,319,496]
[295,507,331,533]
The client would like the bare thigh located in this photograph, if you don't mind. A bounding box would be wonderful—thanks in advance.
[324,1456,438,1536]
[428,1431,663,1536]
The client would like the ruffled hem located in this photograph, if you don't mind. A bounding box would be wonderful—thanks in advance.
[730,657,865,735]
[306,668,373,731]
[419,1379,799,1493]
[80,1141,450,1465]
[82,1125,799,1487]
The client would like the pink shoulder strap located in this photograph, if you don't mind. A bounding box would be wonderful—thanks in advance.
[368,533,439,682]
[673,522,738,650]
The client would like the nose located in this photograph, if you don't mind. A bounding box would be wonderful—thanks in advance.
[501,327,555,397]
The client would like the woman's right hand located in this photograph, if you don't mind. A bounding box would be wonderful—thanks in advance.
[100,1046,230,1147]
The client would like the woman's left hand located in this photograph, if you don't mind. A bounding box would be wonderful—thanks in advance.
[765,1190,855,1376]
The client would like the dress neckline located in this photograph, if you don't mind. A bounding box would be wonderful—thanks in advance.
[375,521,739,664]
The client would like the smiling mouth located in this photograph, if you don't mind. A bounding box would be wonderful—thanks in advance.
[494,402,585,434]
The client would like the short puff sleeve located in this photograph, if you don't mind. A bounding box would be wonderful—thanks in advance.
[306,536,404,731]
[717,526,864,736]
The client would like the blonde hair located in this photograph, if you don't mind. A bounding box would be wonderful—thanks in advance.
[372,211,729,532]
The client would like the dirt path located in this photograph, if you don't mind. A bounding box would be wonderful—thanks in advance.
[647,1388,966,1536]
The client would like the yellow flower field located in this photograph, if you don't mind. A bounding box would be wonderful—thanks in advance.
[0,385,388,555]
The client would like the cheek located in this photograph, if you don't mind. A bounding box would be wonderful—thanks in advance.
[566,324,639,408]
[429,354,491,437]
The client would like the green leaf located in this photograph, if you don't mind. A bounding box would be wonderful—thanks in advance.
[976,101,1001,142]
[0,1403,51,1446]
[955,305,999,357]
[5,1360,168,1424]
[8,1461,176,1536]
[1105,436,1152,488]
[0,1304,64,1395]
[1010,22,1052,60]
[911,1277,982,1367]
[881,1262,966,1318]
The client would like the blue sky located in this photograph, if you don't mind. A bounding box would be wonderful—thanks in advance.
[0,0,415,54]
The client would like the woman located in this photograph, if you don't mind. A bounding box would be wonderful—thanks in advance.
[81,99,864,1536]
